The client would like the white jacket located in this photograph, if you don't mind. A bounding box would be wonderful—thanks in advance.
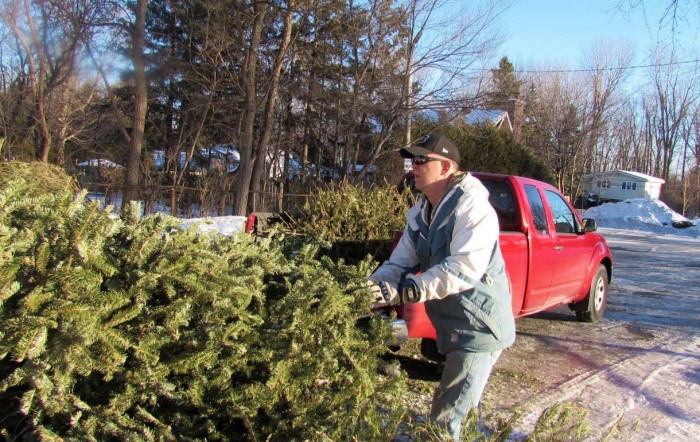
[370,172,500,302]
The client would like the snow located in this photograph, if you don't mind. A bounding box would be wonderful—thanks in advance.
[180,216,248,236]
[582,198,699,238]
[501,198,700,441]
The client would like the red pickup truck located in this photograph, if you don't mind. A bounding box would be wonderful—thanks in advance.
[391,172,613,360]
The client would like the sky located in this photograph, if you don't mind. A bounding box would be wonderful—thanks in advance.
[497,0,699,70]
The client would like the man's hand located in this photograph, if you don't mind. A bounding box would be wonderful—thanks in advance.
[367,280,400,309]
[399,275,423,303]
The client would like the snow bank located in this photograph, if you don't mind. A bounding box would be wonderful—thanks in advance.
[180,216,248,236]
[583,198,700,238]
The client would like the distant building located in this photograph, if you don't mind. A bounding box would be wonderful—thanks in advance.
[75,158,124,169]
[583,170,665,203]
[464,109,512,132]
[152,146,240,174]
[463,98,525,143]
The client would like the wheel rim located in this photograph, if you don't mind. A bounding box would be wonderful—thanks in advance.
[594,276,605,310]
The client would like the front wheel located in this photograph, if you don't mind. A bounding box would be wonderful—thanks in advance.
[572,264,608,323]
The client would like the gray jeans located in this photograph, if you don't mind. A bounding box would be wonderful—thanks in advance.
[429,349,503,441]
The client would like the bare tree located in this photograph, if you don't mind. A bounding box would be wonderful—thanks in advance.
[519,41,634,198]
[616,0,700,40]
[249,0,297,211]
[233,0,269,216]
[0,0,114,163]
[644,48,699,181]
[355,0,510,183]
[678,102,699,215]
[521,63,594,197]
[579,41,634,174]
[606,101,655,173]
[122,0,148,208]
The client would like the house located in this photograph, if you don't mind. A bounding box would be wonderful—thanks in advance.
[464,109,513,133]
[463,98,525,143]
[152,146,240,174]
[75,158,124,169]
[582,170,665,203]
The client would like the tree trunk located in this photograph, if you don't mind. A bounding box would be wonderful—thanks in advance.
[122,0,148,210]
[233,2,267,216]
[250,1,295,211]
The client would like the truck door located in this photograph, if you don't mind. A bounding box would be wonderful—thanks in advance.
[544,190,590,304]
[520,184,556,312]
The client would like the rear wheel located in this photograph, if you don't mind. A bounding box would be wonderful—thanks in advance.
[572,264,608,323]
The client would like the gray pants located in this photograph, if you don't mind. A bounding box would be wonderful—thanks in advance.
[429,349,502,441]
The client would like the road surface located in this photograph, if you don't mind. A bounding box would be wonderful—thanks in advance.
[486,228,700,441]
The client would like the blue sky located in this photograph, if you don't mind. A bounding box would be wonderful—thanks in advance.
[497,0,699,67]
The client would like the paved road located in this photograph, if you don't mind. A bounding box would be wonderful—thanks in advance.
[485,228,700,441]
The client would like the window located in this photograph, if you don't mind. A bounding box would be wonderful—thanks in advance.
[482,180,517,230]
[524,185,548,233]
[596,180,610,188]
[622,181,637,190]
[545,190,578,234]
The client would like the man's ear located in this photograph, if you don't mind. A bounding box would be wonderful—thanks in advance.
[440,160,452,175]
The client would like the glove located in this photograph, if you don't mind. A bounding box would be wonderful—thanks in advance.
[399,276,422,303]
[367,280,400,309]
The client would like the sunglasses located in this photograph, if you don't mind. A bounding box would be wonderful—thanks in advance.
[411,156,444,165]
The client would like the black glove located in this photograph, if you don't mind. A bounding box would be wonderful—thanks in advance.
[399,276,422,303]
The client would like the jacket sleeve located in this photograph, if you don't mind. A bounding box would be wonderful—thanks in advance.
[369,203,421,284]
[416,189,499,301]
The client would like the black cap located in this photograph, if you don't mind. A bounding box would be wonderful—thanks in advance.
[399,134,460,163]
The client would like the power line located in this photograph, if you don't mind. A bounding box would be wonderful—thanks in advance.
[509,59,700,74]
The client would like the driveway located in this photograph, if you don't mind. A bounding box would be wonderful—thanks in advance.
[484,228,700,441]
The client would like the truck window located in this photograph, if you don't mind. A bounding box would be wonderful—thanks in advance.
[545,190,578,234]
[481,180,517,230]
[524,185,548,233]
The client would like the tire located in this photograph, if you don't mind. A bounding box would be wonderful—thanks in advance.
[573,264,608,323]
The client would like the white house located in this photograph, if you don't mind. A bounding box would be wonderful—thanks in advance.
[583,170,665,202]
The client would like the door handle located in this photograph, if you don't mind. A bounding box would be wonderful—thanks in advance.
[555,246,564,250]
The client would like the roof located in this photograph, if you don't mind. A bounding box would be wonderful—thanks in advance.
[584,170,665,184]
[464,109,513,132]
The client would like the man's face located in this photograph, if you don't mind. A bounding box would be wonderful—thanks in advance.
[411,155,449,192]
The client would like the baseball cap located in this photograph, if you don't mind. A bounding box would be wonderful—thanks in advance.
[399,134,460,163]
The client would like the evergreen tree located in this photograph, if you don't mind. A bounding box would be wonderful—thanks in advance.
[484,56,523,109]
[0,162,404,440]
[412,122,555,183]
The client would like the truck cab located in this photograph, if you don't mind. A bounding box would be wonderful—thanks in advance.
[391,173,613,353]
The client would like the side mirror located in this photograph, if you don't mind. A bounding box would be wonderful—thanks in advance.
[581,218,597,233]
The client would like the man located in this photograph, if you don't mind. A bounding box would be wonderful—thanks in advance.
[368,134,515,441]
